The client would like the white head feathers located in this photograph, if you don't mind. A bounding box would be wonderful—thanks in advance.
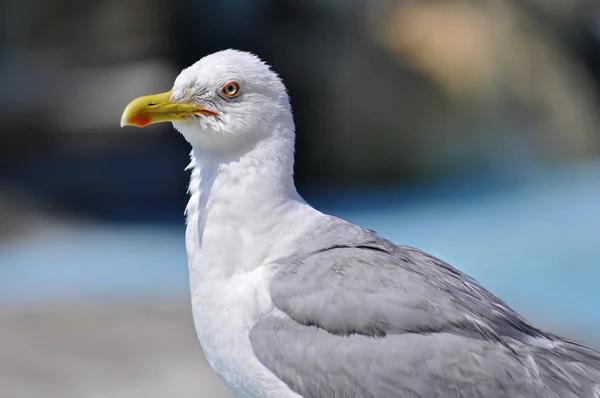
[170,50,294,156]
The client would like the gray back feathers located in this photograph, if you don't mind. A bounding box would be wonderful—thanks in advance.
[250,216,600,397]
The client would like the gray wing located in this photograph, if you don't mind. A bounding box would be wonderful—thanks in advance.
[250,217,600,398]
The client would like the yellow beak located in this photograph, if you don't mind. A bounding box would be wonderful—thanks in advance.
[120,90,218,128]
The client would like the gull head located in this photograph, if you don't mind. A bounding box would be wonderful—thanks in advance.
[121,50,293,155]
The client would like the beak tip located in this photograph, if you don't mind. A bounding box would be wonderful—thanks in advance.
[120,110,130,128]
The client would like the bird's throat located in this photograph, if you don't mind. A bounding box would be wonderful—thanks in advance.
[184,135,302,280]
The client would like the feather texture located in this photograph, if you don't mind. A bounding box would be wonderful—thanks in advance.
[250,217,600,398]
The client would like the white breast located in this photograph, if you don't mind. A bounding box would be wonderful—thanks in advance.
[189,266,301,398]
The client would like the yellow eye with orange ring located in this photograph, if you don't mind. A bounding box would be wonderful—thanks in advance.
[222,81,240,98]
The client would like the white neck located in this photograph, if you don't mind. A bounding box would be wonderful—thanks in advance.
[182,121,322,398]
[184,126,315,282]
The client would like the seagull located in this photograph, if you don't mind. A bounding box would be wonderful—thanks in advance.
[121,49,600,398]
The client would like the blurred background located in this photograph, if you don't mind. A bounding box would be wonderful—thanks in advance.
[1,0,600,396]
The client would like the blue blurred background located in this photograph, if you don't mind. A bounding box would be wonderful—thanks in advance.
[1,0,600,397]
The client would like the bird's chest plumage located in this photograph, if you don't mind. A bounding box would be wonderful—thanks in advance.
[182,163,313,397]
[190,269,271,349]
[188,266,299,398]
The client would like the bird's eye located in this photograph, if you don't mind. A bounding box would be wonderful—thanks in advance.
[222,81,240,98]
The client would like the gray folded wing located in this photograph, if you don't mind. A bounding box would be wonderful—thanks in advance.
[249,217,600,398]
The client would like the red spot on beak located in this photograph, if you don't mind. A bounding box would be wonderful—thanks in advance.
[129,113,152,127]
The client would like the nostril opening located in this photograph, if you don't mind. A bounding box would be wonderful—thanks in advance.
[148,103,158,107]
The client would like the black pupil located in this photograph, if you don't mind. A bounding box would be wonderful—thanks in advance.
[228,85,235,93]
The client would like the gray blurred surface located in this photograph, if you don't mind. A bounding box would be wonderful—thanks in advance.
[0,302,234,398]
